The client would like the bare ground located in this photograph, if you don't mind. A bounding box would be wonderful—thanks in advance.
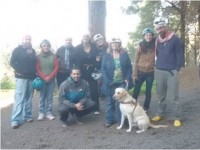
[1,66,200,149]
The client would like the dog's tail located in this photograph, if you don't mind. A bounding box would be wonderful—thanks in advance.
[149,123,168,128]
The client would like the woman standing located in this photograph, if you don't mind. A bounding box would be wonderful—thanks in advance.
[101,38,133,127]
[132,28,155,112]
[36,39,59,120]
[75,33,101,115]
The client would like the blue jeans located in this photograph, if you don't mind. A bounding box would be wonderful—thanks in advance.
[39,79,55,115]
[132,73,154,110]
[105,82,125,125]
[11,78,34,126]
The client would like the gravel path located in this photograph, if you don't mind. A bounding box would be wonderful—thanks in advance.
[1,67,200,149]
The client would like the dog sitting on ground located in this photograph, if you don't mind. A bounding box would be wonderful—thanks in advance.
[113,87,168,133]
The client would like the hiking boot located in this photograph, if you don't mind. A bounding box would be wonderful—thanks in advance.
[151,116,162,121]
[46,114,55,120]
[174,120,182,127]
[38,113,45,121]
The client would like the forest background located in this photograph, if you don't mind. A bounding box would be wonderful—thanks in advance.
[0,0,200,89]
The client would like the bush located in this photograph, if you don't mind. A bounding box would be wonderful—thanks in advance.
[0,76,15,89]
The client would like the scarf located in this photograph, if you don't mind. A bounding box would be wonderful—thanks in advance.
[140,38,155,52]
[157,32,174,43]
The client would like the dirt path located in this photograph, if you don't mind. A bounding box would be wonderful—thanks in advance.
[1,66,200,149]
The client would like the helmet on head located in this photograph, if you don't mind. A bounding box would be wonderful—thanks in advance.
[93,34,104,42]
[32,77,44,90]
[110,38,121,43]
[154,17,168,27]
[142,28,154,36]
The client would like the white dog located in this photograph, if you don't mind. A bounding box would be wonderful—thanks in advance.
[113,87,168,133]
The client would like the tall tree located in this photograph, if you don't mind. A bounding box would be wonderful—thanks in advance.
[88,1,106,38]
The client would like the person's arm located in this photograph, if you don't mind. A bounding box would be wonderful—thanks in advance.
[124,51,133,82]
[10,47,23,73]
[175,37,184,71]
[132,44,141,79]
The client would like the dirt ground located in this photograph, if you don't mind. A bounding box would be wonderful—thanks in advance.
[1,66,200,149]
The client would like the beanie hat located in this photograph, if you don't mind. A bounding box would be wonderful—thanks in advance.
[93,34,104,42]
[142,28,154,36]
[154,17,168,27]
[40,39,51,48]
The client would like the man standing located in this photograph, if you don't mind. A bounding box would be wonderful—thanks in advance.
[58,66,95,127]
[10,35,37,129]
[151,17,184,127]
[56,37,75,89]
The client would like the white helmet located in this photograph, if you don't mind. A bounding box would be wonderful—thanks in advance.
[154,17,168,26]
[93,34,103,42]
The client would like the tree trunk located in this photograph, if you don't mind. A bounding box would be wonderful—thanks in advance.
[180,1,187,66]
[88,1,106,39]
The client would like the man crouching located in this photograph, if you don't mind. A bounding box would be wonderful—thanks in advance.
[58,66,95,127]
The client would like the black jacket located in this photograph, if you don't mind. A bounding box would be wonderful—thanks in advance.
[10,45,36,79]
[56,45,75,73]
[75,43,101,81]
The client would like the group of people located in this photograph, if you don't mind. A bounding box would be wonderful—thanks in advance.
[10,17,184,130]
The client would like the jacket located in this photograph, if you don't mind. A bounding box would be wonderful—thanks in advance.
[75,43,101,80]
[36,51,59,81]
[59,77,91,108]
[101,49,133,96]
[10,45,36,79]
[133,42,155,77]
[56,45,75,73]
[155,33,184,71]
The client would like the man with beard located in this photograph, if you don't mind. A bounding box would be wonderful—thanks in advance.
[56,37,75,88]
[10,35,37,129]
[151,17,184,127]
[58,66,95,127]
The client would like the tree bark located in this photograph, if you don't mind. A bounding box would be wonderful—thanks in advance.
[180,1,186,66]
[88,1,106,39]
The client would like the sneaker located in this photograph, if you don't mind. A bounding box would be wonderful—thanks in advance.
[104,122,113,128]
[46,114,55,120]
[174,120,182,127]
[94,111,100,115]
[61,121,68,127]
[26,118,33,122]
[38,113,45,121]
[12,124,19,129]
[151,116,162,122]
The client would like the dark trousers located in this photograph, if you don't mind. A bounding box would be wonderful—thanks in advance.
[56,72,70,89]
[132,73,154,110]
[86,79,99,111]
[58,103,95,122]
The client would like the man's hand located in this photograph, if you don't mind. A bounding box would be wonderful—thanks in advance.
[75,103,84,111]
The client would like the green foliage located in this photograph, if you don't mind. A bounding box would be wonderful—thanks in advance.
[128,81,156,96]
[0,76,15,89]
